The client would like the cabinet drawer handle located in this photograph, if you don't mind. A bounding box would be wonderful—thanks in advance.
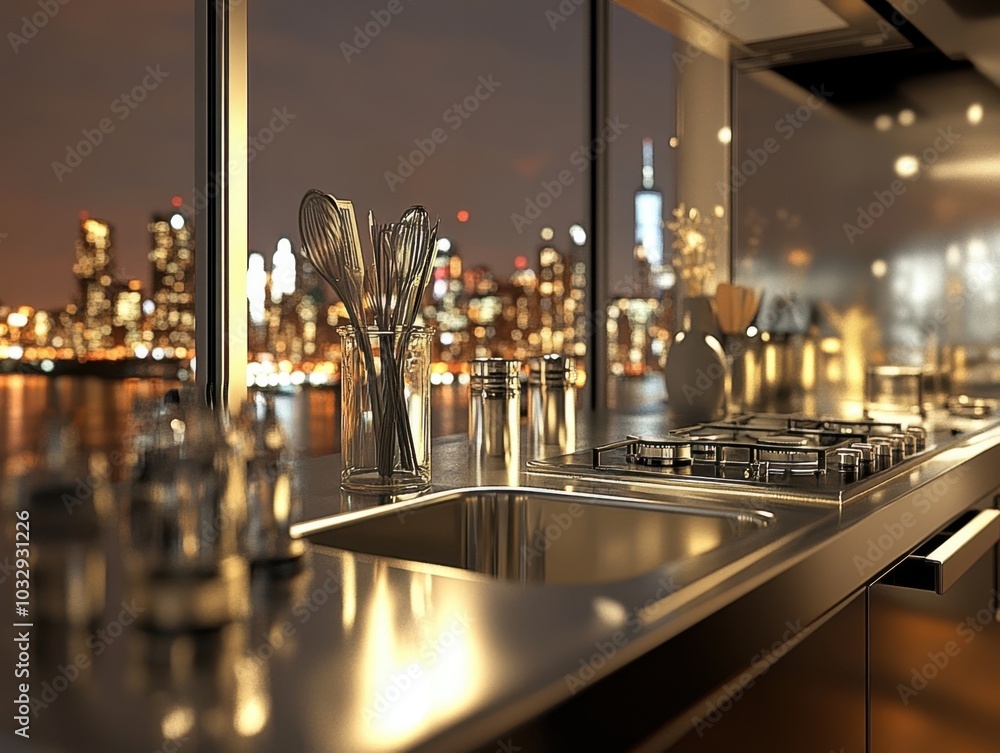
[883,509,1000,594]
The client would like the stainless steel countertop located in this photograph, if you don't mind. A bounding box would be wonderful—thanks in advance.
[7,381,1000,753]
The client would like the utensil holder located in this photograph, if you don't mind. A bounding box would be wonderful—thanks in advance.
[339,326,432,493]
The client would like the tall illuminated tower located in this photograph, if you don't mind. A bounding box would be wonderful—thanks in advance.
[73,216,120,354]
[634,138,670,290]
[149,208,195,352]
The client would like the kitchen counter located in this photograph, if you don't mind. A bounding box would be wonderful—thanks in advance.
[6,382,1000,752]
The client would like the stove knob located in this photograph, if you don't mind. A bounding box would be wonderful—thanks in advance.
[835,449,863,482]
[905,426,926,452]
[868,440,893,472]
[887,433,913,459]
[850,443,876,476]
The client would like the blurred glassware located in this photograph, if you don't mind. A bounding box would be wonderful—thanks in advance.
[124,397,248,631]
[231,395,306,570]
[865,365,926,418]
[9,415,106,627]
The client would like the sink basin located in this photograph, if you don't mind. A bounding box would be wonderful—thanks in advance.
[297,487,773,585]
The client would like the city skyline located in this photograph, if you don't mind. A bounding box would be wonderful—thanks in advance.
[0,0,678,310]
[0,198,672,383]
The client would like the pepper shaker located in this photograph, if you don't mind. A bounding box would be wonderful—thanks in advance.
[469,359,521,465]
[528,354,577,452]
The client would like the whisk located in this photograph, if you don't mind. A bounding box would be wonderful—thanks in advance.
[298,189,439,481]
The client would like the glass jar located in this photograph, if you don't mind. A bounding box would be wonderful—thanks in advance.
[338,326,433,493]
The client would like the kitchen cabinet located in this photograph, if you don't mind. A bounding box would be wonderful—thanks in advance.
[870,497,1000,753]
[665,590,867,753]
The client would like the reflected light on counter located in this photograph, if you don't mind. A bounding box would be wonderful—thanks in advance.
[967,102,984,125]
[592,597,628,626]
[342,556,357,632]
[894,155,920,179]
[161,704,195,741]
[233,657,270,737]
[787,248,811,267]
[967,238,987,260]
[802,339,816,391]
[874,114,893,131]
[871,259,888,278]
[946,244,962,268]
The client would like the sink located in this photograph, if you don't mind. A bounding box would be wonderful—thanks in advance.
[296,487,773,585]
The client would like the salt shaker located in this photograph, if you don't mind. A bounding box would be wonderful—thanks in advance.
[528,354,577,452]
[469,359,521,465]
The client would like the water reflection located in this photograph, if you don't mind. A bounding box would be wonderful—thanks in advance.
[0,376,470,461]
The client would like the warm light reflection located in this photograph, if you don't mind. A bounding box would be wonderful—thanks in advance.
[160,704,195,741]
[967,102,984,125]
[894,155,920,178]
[359,567,478,749]
[342,555,357,632]
[787,248,811,267]
[871,259,888,278]
[233,656,270,737]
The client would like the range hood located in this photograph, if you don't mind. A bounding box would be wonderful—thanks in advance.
[673,0,914,68]
[620,0,1000,91]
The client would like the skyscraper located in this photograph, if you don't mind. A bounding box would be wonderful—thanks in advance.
[148,209,195,353]
[73,216,121,354]
[634,137,670,290]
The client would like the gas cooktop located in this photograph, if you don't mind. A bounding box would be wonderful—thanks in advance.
[527,413,967,504]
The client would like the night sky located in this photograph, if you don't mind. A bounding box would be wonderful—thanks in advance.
[1,0,677,311]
